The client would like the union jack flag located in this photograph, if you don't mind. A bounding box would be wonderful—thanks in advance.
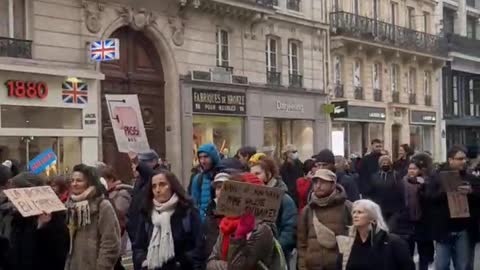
[62,80,88,104]
[90,39,119,62]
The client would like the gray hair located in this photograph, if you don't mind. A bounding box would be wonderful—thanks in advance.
[352,199,389,233]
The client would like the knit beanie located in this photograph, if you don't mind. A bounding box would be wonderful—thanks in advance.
[249,153,266,165]
[314,149,335,164]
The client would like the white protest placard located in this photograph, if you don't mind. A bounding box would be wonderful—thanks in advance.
[105,94,150,153]
[3,186,67,217]
[216,180,284,222]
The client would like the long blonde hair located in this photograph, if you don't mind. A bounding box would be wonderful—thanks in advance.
[352,199,389,233]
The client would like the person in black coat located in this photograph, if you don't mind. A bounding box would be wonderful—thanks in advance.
[133,170,205,270]
[280,144,303,206]
[340,199,414,270]
[393,144,413,179]
[358,139,384,197]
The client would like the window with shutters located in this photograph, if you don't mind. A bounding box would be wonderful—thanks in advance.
[216,29,229,67]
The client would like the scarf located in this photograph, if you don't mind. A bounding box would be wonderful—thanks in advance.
[66,186,96,254]
[219,216,241,260]
[147,194,178,269]
[310,188,339,207]
[266,178,278,188]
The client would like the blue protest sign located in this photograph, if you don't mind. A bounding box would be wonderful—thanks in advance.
[29,149,57,175]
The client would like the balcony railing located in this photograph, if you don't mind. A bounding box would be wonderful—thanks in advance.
[0,37,32,59]
[392,91,400,103]
[374,89,382,101]
[354,86,364,100]
[425,95,432,106]
[267,70,281,85]
[287,0,300,11]
[289,73,303,88]
[447,33,480,58]
[334,84,344,98]
[330,11,448,57]
[409,93,417,104]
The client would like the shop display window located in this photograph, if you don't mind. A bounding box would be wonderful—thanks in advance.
[1,105,82,129]
[264,119,313,161]
[410,125,434,155]
[332,122,384,157]
[193,115,244,164]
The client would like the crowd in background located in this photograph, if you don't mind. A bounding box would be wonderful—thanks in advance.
[0,140,480,270]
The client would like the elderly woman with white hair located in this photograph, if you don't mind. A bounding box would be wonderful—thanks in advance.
[339,199,414,270]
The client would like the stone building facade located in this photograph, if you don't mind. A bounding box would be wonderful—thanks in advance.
[0,0,330,181]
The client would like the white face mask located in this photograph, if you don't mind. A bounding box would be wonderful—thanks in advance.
[289,152,299,160]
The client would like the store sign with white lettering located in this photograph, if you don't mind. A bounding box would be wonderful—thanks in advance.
[192,89,246,115]
[276,100,305,113]
[411,110,436,125]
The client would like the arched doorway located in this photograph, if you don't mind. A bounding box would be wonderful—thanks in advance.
[101,26,165,181]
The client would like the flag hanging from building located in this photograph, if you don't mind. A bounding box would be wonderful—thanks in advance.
[62,78,88,104]
[89,38,120,62]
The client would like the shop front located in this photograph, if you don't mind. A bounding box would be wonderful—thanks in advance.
[331,101,386,157]
[410,110,436,154]
[0,71,99,174]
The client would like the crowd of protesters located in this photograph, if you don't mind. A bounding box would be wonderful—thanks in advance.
[0,140,480,270]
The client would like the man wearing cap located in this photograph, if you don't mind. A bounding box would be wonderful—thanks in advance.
[298,169,352,270]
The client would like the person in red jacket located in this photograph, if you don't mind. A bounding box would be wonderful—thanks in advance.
[296,159,317,211]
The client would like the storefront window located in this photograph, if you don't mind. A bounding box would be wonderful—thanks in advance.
[193,115,244,163]
[332,122,384,157]
[264,119,313,161]
[0,136,81,175]
[349,123,364,156]
[1,105,82,129]
[410,125,434,154]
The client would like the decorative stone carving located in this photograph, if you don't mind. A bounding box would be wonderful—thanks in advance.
[82,1,104,34]
[168,16,185,46]
[117,7,157,31]
[244,13,269,40]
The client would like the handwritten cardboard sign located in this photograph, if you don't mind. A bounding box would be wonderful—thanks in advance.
[447,192,470,218]
[3,186,66,217]
[439,171,463,192]
[216,181,284,222]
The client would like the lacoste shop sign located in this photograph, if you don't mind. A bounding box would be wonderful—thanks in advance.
[192,89,246,115]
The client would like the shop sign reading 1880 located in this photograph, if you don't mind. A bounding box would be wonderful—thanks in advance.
[192,89,246,115]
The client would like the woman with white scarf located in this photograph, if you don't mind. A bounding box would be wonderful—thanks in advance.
[133,170,205,270]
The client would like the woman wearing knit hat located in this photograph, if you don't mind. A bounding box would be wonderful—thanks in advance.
[65,164,121,270]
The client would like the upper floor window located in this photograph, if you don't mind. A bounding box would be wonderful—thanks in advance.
[288,40,301,75]
[467,16,477,39]
[353,59,362,87]
[352,0,359,15]
[423,12,430,34]
[468,78,480,117]
[216,29,229,67]
[334,55,343,84]
[443,8,455,34]
[266,37,278,72]
[372,62,382,89]
[391,64,399,92]
[424,71,431,96]
[287,0,300,11]
[372,0,379,19]
[0,0,26,38]
[407,7,415,30]
[391,1,399,25]
[453,75,459,116]
[408,68,417,94]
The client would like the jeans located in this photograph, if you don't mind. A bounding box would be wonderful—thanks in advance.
[435,230,470,270]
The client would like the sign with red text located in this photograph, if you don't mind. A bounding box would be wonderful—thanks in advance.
[5,80,48,99]
[3,186,66,217]
[105,94,150,153]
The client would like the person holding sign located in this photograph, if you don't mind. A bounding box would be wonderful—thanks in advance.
[64,164,121,270]
[0,172,69,270]
[425,145,478,270]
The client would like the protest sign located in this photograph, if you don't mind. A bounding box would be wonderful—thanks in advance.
[439,170,463,192]
[28,148,57,175]
[3,186,66,217]
[105,94,150,153]
[447,192,470,218]
[216,181,284,222]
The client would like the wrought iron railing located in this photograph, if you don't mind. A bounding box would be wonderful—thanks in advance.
[334,84,344,98]
[392,91,400,103]
[354,86,364,100]
[267,71,281,85]
[0,37,32,58]
[447,33,480,58]
[287,0,300,11]
[409,93,417,104]
[289,73,303,88]
[425,95,432,106]
[374,89,382,101]
[330,11,448,57]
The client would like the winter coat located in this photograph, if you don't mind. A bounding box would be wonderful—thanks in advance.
[393,157,409,179]
[424,164,479,241]
[133,204,205,270]
[0,191,69,270]
[358,152,382,196]
[369,170,405,228]
[340,229,415,270]
[280,160,304,206]
[65,196,121,270]
[297,177,312,211]
[336,172,360,202]
[206,222,280,270]
[204,200,223,256]
[399,176,431,241]
[272,178,298,256]
[298,185,352,270]
[191,143,220,223]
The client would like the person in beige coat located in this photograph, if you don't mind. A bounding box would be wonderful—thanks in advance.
[65,164,121,270]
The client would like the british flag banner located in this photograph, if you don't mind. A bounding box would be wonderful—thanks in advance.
[89,39,120,62]
[62,79,88,104]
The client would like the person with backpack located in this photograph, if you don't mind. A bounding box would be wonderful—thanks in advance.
[133,170,205,270]
[100,165,133,270]
[206,173,287,270]
[297,169,352,270]
[190,143,221,223]
[65,164,121,270]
